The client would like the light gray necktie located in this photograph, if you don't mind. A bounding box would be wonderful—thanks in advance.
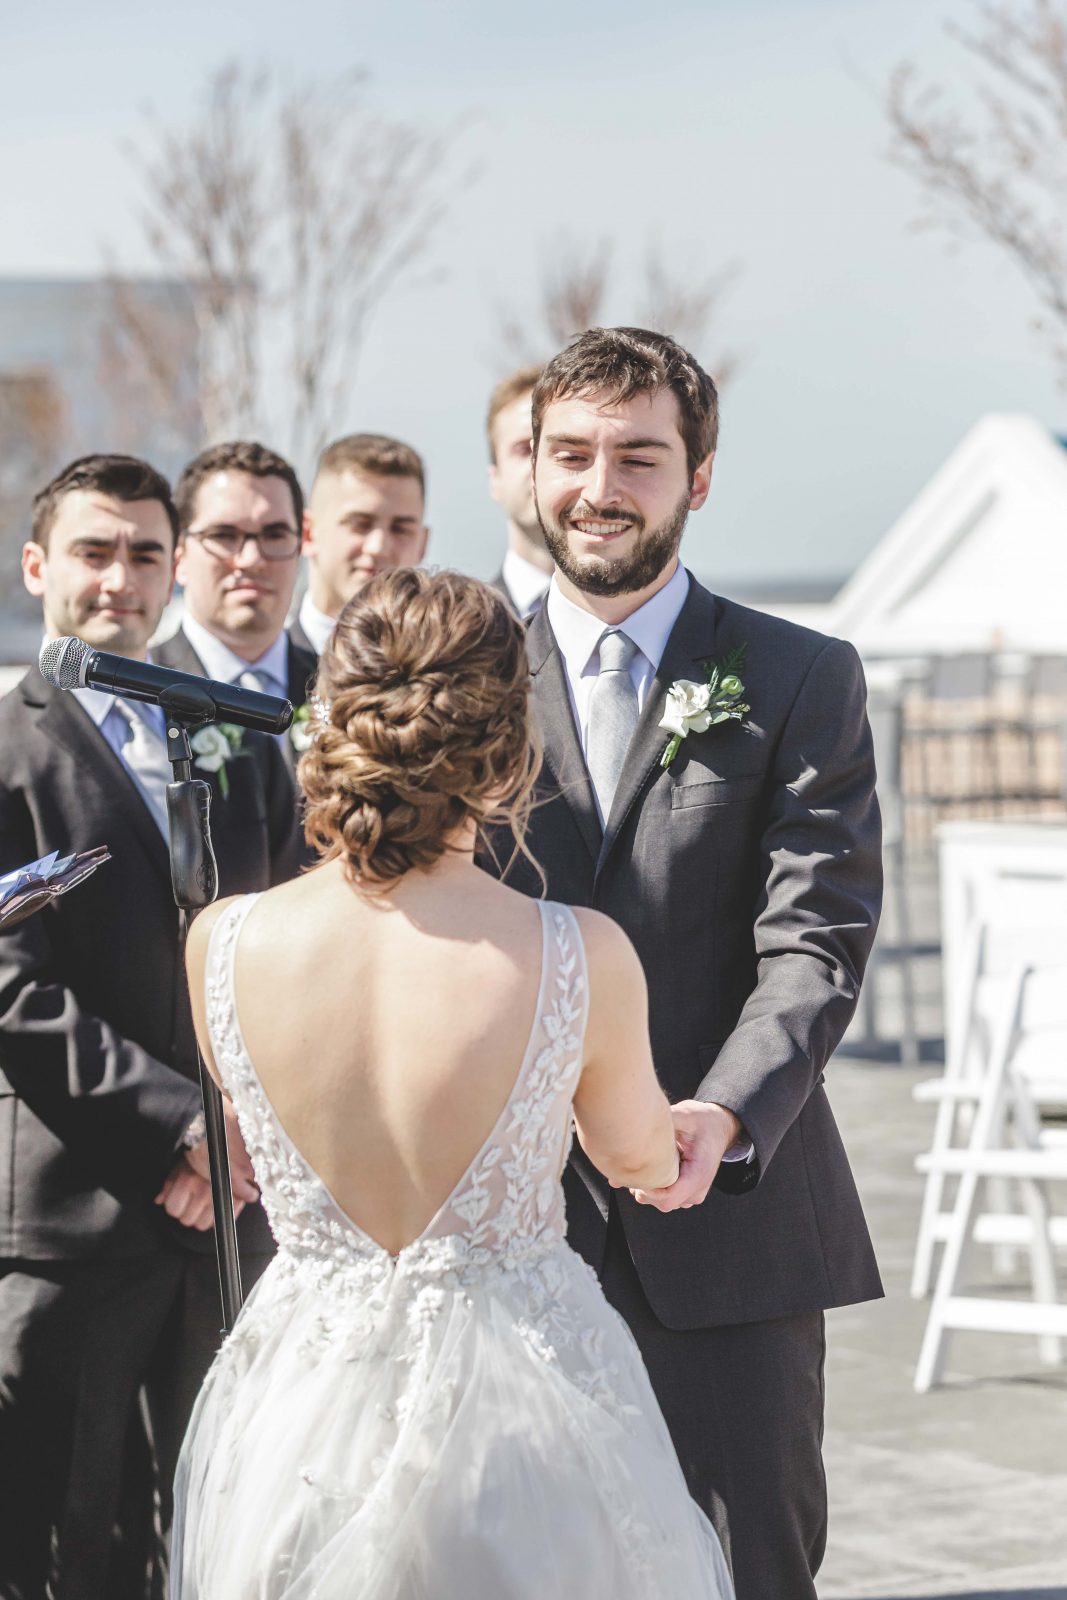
[586,629,640,823]
[237,668,289,746]
[112,699,171,837]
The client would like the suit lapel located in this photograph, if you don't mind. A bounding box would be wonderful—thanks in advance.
[31,673,173,888]
[527,608,602,864]
[153,627,205,677]
[597,578,721,871]
[285,639,316,708]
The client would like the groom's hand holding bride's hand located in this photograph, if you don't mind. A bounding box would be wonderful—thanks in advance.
[631,1102,744,1212]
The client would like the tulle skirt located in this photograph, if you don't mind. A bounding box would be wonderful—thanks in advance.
[171,1242,733,1599]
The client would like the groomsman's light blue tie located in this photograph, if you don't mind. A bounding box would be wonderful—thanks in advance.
[237,668,289,748]
[112,698,172,837]
[586,629,640,824]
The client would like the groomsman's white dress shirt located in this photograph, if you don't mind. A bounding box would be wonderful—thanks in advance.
[296,592,338,658]
[179,614,289,704]
[544,561,753,1166]
[501,550,551,620]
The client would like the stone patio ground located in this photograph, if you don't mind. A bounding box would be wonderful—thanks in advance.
[818,847,1067,1600]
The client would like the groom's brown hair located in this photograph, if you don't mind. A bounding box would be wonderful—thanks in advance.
[530,327,718,482]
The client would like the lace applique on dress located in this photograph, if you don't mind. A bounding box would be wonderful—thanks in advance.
[174,894,735,1600]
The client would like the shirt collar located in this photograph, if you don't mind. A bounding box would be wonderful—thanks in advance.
[71,684,117,728]
[298,591,338,657]
[501,549,552,618]
[545,560,690,676]
[181,612,290,694]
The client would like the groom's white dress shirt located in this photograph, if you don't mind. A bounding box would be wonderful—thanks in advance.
[544,560,689,748]
[544,562,753,1165]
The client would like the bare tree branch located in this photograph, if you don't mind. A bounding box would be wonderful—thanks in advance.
[109,62,469,465]
[886,0,1067,381]
[641,250,742,384]
[494,233,741,385]
[0,372,65,617]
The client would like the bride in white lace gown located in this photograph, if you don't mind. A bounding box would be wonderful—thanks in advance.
[171,569,733,1599]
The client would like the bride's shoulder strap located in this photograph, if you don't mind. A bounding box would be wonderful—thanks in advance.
[204,892,258,982]
[540,900,590,1044]
[202,893,260,1087]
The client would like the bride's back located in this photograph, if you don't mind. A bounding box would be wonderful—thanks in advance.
[230,862,546,1256]
[206,568,545,1256]
[188,567,677,1262]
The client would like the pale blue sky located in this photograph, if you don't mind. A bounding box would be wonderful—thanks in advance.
[3,0,1062,587]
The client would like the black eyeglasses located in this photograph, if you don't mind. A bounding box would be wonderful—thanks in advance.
[187,526,301,561]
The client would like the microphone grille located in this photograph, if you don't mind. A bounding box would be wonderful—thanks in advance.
[39,636,92,690]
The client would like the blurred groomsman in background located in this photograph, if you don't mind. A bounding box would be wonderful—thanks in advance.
[157,442,317,765]
[293,432,429,657]
[0,455,302,1598]
[486,365,553,619]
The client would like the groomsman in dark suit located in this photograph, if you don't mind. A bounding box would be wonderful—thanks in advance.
[294,433,429,657]
[485,365,553,619]
[484,329,884,1600]
[157,441,317,773]
[0,454,302,1599]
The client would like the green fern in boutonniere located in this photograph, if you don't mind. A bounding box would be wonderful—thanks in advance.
[659,644,750,770]
[190,722,244,798]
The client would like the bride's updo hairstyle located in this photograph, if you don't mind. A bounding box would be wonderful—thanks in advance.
[300,567,541,888]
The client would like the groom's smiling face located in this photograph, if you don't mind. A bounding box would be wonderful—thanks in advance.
[532,388,713,599]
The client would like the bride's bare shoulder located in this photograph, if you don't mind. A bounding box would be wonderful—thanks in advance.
[570,907,645,990]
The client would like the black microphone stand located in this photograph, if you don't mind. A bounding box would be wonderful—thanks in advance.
[160,681,243,1334]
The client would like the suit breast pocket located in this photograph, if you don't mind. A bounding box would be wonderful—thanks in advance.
[670,773,764,811]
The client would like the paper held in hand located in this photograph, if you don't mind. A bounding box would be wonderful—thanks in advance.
[0,847,111,931]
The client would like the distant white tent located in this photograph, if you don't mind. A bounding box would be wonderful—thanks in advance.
[825,414,1067,658]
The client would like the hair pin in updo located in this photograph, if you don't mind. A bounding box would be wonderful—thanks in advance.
[309,690,333,734]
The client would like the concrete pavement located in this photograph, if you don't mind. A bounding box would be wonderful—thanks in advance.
[818,1059,1067,1599]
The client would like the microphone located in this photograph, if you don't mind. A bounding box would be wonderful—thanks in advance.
[39,636,293,736]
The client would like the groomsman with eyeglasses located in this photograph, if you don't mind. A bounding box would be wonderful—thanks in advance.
[156,442,318,765]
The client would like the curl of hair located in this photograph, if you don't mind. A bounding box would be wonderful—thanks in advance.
[299,568,542,889]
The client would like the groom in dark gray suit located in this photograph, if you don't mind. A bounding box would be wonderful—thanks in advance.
[485,328,883,1599]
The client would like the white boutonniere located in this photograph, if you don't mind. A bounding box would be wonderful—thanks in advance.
[289,703,313,754]
[659,645,750,770]
[190,722,244,797]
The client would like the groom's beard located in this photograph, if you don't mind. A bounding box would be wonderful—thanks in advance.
[535,489,690,597]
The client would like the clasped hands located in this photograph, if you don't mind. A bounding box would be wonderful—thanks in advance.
[154,1101,260,1232]
[631,1101,744,1212]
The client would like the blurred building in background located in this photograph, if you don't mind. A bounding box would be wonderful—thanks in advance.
[0,276,200,663]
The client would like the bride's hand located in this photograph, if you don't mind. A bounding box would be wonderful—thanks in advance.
[631,1101,743,1212]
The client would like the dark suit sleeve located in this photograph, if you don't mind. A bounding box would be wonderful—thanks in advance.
[696,638,882,1176]
[0,781,202,1200]
[263,736,305,885]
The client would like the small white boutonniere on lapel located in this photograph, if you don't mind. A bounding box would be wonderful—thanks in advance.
[289,703,313,755]
[190,723,244,798]
[659,644,750,770]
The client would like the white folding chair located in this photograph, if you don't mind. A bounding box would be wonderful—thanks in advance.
[910,853,1067,1300]
[913,943,1067,1392]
